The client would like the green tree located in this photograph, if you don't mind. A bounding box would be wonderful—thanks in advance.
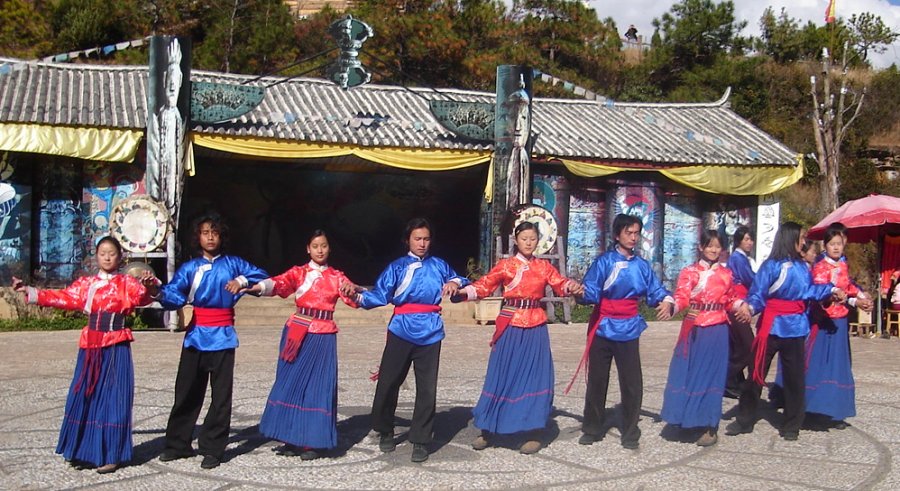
[50,0,145,53]
[0,0,53,58]
[651,0,748,70]
[191,0,298,74]
[756,7,803,63]
[347,0,468,86]
[848,12,900,63]
[514,0,622,96]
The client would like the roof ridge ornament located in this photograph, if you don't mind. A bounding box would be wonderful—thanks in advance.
[327,15,373,90]
[715,87,732,107]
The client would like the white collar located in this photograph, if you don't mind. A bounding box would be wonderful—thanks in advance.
[515,252,532,263]
[615,244,635,259]
[407,252,426,261]
[308,260,328,272]
[97,271,116,280]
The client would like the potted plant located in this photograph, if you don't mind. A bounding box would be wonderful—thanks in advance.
[466,257,502,325]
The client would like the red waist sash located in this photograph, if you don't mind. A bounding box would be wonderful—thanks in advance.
[193,307,235,327]
[489,297,544,347]
[565,298,639,394]
[393,303,442,315]
[751,299,805,385]
[76,312,134,396]
[280,313,313,362]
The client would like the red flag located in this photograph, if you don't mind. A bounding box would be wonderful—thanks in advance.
[825,0,836,24]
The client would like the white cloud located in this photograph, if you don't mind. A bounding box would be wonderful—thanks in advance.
[585,0,900,68]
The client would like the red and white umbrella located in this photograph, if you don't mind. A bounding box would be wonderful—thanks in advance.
[808,194,900,333]
[807,194,900,243]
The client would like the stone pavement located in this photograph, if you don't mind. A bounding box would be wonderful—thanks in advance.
[1,320,899,490]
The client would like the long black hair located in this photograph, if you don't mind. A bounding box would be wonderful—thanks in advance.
[769,221,804,261]
[96,235,123,256]
[823,222,847,246]
[732,225,753,251]
[190,212,229,255]
[512,221,541,255]
[403,217,433,243]
[700,229,722,249]
[308,229,328,245]
[612,213,642,238]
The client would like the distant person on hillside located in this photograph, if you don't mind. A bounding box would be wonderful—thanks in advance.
[625,25,639,43]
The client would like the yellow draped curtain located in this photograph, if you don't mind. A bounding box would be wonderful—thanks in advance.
[0,123,143,163]
[558,157,804,196]
[191,134,492,171]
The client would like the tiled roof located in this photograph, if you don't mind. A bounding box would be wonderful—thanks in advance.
[0,60,148,128]
[0,59,797,166]
[191,70,492,151]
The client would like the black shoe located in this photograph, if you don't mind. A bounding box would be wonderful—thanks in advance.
[621,440,639,450]
[275,444,301,457]
[69,459,89,470]
[159,449,195,462]
[724,420,753,436]
[781,431,799,441]
[300,449,320,461]
[200,455,221,469]
[833,420,849,430]
[578,433,602,445]
[723,388,741,400]
[378,432,395,453]
[411,443,429,463]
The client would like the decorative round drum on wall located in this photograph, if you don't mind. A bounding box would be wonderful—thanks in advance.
[513,205,558,255]
[110,195,169,253]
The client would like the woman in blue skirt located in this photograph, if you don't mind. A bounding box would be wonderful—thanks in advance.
[661,230,747,446]
[806,223,872,428]
[244,230,360,460]
[12,236,156,473]
[455,221,582,454]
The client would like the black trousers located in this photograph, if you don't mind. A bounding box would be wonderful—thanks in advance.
[371,331,441,444]
[164,347,235,459]
[582,336,642,444]
[726,313,754,394]
[736,335,805,435]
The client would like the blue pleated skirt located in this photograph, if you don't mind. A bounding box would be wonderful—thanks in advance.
[805,316,855,420]
[56,343,134,467]
[259,330,338,449]
[660,323,729,429]
[473,324,554,434]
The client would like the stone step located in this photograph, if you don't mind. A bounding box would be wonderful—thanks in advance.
[233,295,477,326]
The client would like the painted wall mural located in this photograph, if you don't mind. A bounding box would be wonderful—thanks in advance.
[663,194,701,289]
[702,197,754,252]
[566,180,606,280]
[39,160,82,282]
[610,181,662,276]
[0,153,32,283]
[81,162,146,269]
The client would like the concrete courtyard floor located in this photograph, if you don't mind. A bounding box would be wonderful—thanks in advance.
[1,320,898,490]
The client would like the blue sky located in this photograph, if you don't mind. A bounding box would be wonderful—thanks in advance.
[587,0,900,68]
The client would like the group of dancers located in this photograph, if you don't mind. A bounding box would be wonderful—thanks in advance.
[10,211,871,473]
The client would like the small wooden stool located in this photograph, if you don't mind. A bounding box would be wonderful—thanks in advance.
[886,309,900,338]
[850,309,876,338]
